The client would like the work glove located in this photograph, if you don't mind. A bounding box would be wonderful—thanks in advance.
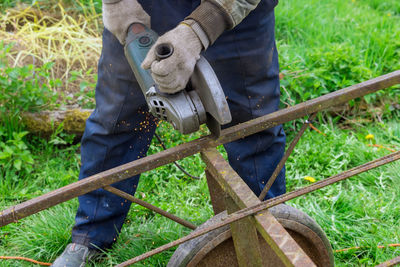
[141,22,205,94]
[102,0,150,45]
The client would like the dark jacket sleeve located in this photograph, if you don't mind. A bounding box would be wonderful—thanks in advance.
[187,0,278,44]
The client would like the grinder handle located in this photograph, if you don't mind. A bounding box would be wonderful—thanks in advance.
[124,23,173,93]
[124,23,159,95]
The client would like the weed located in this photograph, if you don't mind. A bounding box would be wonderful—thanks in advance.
[0,131,34,175]
[0,42,58,114]
[66,70,96,109]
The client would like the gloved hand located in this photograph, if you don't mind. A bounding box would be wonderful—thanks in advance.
[141,23,203,94]
[102,0,150,45]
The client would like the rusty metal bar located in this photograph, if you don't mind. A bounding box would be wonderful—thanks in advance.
[225,195,264,267]
[103,186,196,230]
[202,148,315,267]
[375,255,400,267]
[115,151,400,266]
[205,170,226,214]
[259,113,317,200]
[1,71,399,227]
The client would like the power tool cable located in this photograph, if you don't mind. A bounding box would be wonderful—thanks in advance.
[154,133,201,180]
[0,256,51,266]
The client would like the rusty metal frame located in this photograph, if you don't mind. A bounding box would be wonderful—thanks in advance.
[1,71,400,266]
[202,148,316,266]
[116,150,400,266]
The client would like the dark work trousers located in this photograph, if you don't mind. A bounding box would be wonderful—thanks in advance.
[72,0,286,250]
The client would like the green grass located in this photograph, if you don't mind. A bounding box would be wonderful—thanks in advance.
[286,121,400,266]
[0,0,400,266]
[276,0,400,111]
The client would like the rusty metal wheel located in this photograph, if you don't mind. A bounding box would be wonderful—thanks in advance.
[167,204,334,267]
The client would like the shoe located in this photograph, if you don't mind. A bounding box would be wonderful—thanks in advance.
[51,243,99,267]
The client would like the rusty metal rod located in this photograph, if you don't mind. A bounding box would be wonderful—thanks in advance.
[1,71,399,227]
[116,151,400,266]
[259,113,317,200]
[103,186,197,230]
[375,256,400,267]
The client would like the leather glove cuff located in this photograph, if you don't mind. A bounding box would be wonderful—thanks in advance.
[186,0,232,45]
[180,19,210,50]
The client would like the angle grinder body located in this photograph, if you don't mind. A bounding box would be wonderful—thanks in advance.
[124,23,231,137]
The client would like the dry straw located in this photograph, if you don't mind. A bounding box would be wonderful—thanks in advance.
[0,1,102,92]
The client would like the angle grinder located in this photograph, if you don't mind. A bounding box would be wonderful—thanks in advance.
[124,23,231,137]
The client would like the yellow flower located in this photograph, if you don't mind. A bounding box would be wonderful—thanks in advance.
[304,176,316,183]
[365,134,374,140]
[387,13,391,17]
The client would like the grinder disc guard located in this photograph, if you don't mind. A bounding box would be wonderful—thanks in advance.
[190,56,232,136]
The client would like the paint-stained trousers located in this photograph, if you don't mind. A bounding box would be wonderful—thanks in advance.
[72,0,286,250]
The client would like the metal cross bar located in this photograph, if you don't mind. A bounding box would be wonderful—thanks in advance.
[259,112,317,200]
[1,71,399,228]
[103,186,197,230]
[115,151,400,266]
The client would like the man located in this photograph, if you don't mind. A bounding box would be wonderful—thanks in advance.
[52,0,286,266]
